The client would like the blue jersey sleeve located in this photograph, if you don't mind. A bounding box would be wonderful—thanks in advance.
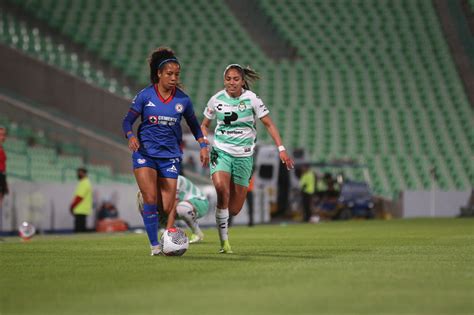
[183,98,203,140]
[122,90,146,138]
[130,90,146,113]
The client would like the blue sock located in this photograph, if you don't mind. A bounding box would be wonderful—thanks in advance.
[142,203,159,246]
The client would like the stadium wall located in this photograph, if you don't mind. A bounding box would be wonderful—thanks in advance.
[401,190,471,217]
[0,181,256,233]
[0,94,131,172]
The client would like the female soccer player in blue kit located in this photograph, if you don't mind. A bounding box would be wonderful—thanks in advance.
[122,47,209,256]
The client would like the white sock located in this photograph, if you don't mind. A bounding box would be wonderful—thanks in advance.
[215,208,229,242]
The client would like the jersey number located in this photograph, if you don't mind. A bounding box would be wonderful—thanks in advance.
[223,112,238,125]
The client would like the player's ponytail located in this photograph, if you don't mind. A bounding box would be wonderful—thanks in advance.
[242,66,260,90]
[148,47,181,87]
[224,64,260,90]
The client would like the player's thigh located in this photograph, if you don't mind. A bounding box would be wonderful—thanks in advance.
[210,147,232,190]
[212,171,232,207]
[228,181,248,215]
[157,177,177,214]
[134,167,158,204]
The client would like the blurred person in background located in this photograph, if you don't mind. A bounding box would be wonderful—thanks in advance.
[97,200,118,220]
[324,172,340,198]
[69,167,93,232]
[137,175,209,244]
[299,163,315,223]
[0,126,8,218]
[201,64,294,254]
[122,47,209,256]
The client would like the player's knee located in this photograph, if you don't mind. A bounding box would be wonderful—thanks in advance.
[229,207,242,216]
[176,201,195,220]
[214,185,229,203]
[141,191,157,205]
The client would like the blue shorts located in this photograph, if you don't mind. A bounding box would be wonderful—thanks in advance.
[132,151,181,179]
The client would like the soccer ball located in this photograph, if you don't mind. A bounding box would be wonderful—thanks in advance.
[160,227,189,256]
[18,221,36,240]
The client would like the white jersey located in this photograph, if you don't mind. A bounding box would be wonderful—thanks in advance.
[203,89,269,157]
[177,175,206,201]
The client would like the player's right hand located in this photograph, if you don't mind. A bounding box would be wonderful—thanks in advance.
[128,136,140,152]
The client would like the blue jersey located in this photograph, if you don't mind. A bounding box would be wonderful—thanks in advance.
[129,85,201,158]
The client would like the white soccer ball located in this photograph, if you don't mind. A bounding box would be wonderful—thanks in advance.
[18,221,36,240]
[160,227,189,256]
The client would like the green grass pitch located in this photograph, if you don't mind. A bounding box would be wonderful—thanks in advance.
[1,218,473,315]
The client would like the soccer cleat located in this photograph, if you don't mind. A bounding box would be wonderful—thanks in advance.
[150,244,162,256]
[219,240,233,254]
[158,228,166,240]
[189,232,204,244]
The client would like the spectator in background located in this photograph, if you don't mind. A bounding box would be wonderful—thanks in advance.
[95,199,129,233]
[324,172,340,198]
[69,167,93,232]
[97,200,118,220]
[0,126,8,216]
[299,163,315,222]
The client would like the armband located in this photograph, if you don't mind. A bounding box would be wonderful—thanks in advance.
[278,145,286,152]
[200,142,208,149]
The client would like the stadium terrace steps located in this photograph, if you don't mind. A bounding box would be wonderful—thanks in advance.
[224,0,297,60]
[257,0,473,196]
[2,117,135,184]
[0,8,133,98]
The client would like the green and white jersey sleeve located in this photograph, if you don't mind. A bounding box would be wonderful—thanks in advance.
[177,175,207,201]
[203,89,269,157]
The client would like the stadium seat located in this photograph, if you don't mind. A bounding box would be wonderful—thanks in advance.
[2,0,472,196]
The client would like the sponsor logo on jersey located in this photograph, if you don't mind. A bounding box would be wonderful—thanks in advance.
[220,129,244,135]
[244,147,251,153]
[148,115,177,125]
[216,104,223,111]
[149,116,158,124]
[238,102,246,112]
[137,158,146,164]
[175,103,184,113]
[166,165,178,173]
[223,112,238,125]
[145,101,157,107]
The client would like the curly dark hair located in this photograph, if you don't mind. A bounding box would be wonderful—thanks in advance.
[148,47,181,86]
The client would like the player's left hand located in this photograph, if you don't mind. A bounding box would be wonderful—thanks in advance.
[279,151,294,170]
[200,147,209,167]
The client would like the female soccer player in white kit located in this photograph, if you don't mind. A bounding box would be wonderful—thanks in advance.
[201,64,294,253]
